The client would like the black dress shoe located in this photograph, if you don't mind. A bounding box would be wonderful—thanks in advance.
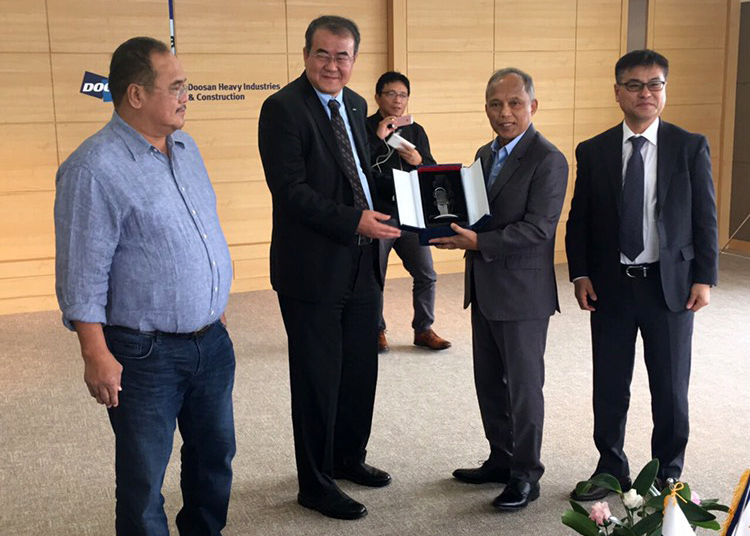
[453,461,510,484]
[333,462,392,487]
[297,491,367,520]
[570,475,632,501]
[492,479,540,511]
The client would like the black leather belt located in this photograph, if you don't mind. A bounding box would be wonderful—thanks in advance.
[621,262,659,278]
[107,321,216,338]
[355,234,373,246]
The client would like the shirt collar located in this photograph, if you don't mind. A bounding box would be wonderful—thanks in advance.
[108,111,185,160]
[622,117,659,147]
[313,87,344,110]
[490,126,529,157]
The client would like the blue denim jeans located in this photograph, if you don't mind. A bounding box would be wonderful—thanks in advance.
[104,320,236,536]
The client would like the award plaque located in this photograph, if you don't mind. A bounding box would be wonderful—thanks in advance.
[393,160,490,245]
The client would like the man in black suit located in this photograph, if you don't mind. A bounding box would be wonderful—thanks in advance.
[432,68,568,511]
[565,49,719,500]
[257,15,400,520]
[366,71,452,353]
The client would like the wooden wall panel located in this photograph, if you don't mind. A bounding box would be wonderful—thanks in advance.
[0,191,55,262]
[532,108,575,165]
[414,112,491,165]
[652,0,728,50]
[176,0,287,54]
[0,0,48,53]
[285,0,388,54]
[493,51,575,110]
[660,48,725,106]
[214,182,272,246]
[50,54,113,124]
[0,53,54,123]
[495,0,577,51]
[56,122,102,163]
[0,123,58,192]
[575,50,621,109]
[407,0,494,52]
[178,54,288,121]
[46,0,169,53]
[575,0,622,50]
[408,52,493,114]
[187,120,263,184]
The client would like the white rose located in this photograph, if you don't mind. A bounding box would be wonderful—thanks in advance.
[622,489,644,509]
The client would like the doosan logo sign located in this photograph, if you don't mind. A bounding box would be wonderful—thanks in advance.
[80,71,112,102]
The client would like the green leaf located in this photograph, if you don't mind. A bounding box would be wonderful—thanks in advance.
[633,459,660,496]
[570,500,590,516]
[562,510,602,536]
[612,526,637,536]
[691,519,721,530]
[585,474,624,494]
[631,511,662,536]
[645,490,668,509]
[678,498,716,523]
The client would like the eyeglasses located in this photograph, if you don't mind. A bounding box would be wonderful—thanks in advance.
[142,83,188,99]
[381,90,409,100]
[618,79,666,92]
[312,51,355,66]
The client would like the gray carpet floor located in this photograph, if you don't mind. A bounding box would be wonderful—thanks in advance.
[1,256,748,536]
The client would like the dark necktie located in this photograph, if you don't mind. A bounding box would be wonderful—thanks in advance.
[328,99,369,210]
[620,135,647,261]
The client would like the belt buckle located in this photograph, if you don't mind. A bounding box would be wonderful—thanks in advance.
[625,265,648,278]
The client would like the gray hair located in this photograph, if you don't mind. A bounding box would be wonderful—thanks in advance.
[485,67,535,102]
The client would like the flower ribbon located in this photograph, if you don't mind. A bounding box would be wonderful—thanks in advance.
[663,481,688,511]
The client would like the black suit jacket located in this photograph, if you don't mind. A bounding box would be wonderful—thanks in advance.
[258,73,381,302]
[466,125,569,321]
[565,120,719,312]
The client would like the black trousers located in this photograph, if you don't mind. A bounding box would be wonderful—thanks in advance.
[591,269,694,480]
[277,244,380,498]
[471,303,549,484]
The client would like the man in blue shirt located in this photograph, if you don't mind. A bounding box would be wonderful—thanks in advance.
[55,37,235,536]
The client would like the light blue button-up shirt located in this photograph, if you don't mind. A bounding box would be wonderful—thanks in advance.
[487,128,527,190]
[312,87,374,209]
[54,112,232,333]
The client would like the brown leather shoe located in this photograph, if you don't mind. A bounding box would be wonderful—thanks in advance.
[414,329,451,350]
[378,330,389,353]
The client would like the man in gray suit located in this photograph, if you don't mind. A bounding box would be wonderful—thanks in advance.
[432,68,568,511]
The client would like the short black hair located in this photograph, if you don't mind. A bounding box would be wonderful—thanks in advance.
[375,72,410,95]
[615,49,669,83]
[108,36,170,107]
[304,15,361,55]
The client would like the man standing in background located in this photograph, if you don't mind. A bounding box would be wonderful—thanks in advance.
[565,49,718,501]
[55,37,236,536]
[258,16,399,520]
[433,68,568,511]
[366,71,451,354]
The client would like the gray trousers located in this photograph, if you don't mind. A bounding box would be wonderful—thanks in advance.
[379,229,437,332]
[471,303,548,484]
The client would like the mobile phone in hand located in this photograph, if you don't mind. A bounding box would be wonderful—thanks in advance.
[391,114,413,128]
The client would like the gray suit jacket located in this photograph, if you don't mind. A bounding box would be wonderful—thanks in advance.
[465,125,569,321]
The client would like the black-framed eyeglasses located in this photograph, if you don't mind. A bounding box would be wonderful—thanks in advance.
[381,90,409,100]
[618,79,666,92]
